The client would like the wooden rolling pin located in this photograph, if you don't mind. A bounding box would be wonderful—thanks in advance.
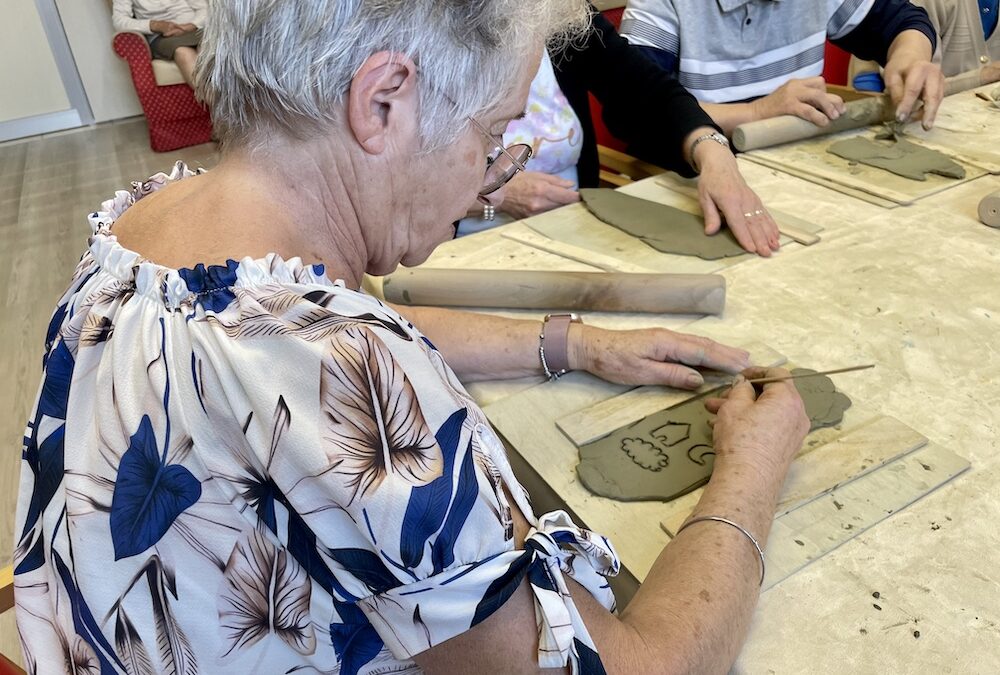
[733,69,996,152]
[381,269,727,315]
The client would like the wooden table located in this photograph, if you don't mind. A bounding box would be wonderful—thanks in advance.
[387,89,1000,673]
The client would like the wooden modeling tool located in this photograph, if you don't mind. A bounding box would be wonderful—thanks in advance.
[742,364,876,387]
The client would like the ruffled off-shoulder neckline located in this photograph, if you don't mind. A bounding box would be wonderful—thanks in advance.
[86,161,344,310]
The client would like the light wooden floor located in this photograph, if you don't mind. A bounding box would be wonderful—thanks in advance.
[0,117,219,665]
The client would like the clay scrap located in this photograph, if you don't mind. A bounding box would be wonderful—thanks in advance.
[579,188,747,260]
[827,136,966,182]
[576,369,853,502]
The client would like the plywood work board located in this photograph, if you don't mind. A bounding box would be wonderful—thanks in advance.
[744,129,990,206]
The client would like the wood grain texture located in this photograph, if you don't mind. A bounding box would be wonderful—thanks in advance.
[760,442,969,590]
[660,414,929,535]
[0,118,219,668]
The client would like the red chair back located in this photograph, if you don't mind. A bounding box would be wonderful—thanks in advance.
[823,41,851,86]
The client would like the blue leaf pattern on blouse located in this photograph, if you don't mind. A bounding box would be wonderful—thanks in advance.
[109,415,202,560]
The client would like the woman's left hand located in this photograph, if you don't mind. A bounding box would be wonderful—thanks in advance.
[694,141,780,257]
[569,324,751,389]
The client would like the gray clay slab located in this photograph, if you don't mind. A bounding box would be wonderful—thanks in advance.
[577,369,853,502]
[827,137,966,182]
[579,188,747,260]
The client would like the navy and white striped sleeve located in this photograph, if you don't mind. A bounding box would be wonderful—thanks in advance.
[620,0,681,64]
[827,0,877,40]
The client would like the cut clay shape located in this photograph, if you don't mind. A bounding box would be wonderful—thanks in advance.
[827,137,966,182]
[576,369,853,502]
[792,368,853,431]
[579,188,747,260]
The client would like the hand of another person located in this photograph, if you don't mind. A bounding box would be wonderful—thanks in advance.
[498,170,580,220]
[149,20,173,34]
[705,367,810,478]
[983,62,1000,87]
[750,76,847,127]
[158,22,186,37]
[694,141,779,257]
[884,56,945,130]
[570,325,751,389]
[179,23,198,33]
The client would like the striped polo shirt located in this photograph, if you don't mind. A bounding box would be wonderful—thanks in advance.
[621,0,876,102]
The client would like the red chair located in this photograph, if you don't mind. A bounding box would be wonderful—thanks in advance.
[823,41,852,86]
[112,32,213,152]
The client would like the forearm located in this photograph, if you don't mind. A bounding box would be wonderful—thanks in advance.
[699,102,756,138]
[389,304,545,381]
[596,461,784,674]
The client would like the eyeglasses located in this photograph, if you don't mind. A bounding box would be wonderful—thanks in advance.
[466,116,532,197]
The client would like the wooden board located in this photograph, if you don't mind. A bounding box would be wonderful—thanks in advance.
[660,414,929,535]
[906,86,1000,171]
[744,129,989,206]
[759,442,969,590]
[499,224,658,273]
[741,153,903,209]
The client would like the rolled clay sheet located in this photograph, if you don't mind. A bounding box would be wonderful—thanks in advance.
[979,190,1000,228]
[381,268,727,315]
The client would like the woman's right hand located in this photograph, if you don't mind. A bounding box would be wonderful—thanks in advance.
[705,367,810,480]
[498,170,580,220]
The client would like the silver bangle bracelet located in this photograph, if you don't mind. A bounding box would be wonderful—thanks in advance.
[676,515,766,586]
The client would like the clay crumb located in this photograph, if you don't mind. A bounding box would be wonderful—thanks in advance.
[873,604,882,611]
[872,592,880,599]
[913,630,921,639]
[859,628,868,635]
[833,500,844,510]
[794,539,805,546]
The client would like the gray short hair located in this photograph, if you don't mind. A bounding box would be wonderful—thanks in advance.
[197,0,591,150]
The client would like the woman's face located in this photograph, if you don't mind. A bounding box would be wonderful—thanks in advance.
[395,48,543,269]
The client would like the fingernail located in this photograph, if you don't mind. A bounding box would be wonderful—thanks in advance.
[896,112,907,122]
[733,374,746,385]
[687,373,704,388]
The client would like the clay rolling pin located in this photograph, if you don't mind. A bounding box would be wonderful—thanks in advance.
[980,190,1000,228]
[733,96,892,151]
[381,269,726,315]
[733,70,998,152]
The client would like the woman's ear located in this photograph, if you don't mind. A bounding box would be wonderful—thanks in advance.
[347,51,419,155]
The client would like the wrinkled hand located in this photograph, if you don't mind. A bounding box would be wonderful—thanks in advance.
[705,367,810,477]
[695,142,779,257]
[751,76,846,127]
[983,62,1000,86]
[498,171,579,220]
[884,57,945,129]
[151,20,186,37]
[570,325,751,389]
[178,23,198,33]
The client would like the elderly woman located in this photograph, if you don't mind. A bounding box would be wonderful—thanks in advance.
[14,1,808,673]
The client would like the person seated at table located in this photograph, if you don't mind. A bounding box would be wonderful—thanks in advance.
[13,1,811,673]
[112,0,205,87]
[460,8,784,257]
[851,0,1000,90]
[621,0,946,131]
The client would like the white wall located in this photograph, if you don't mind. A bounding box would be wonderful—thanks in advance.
[56,0,142,123]
[0,0,72,123]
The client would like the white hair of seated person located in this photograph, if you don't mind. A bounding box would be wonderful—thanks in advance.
[195,0,590,149]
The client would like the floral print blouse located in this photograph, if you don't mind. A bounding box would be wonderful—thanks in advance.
[13,163,620,675]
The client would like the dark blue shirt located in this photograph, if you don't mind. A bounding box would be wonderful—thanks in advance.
[981,0,999,39]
